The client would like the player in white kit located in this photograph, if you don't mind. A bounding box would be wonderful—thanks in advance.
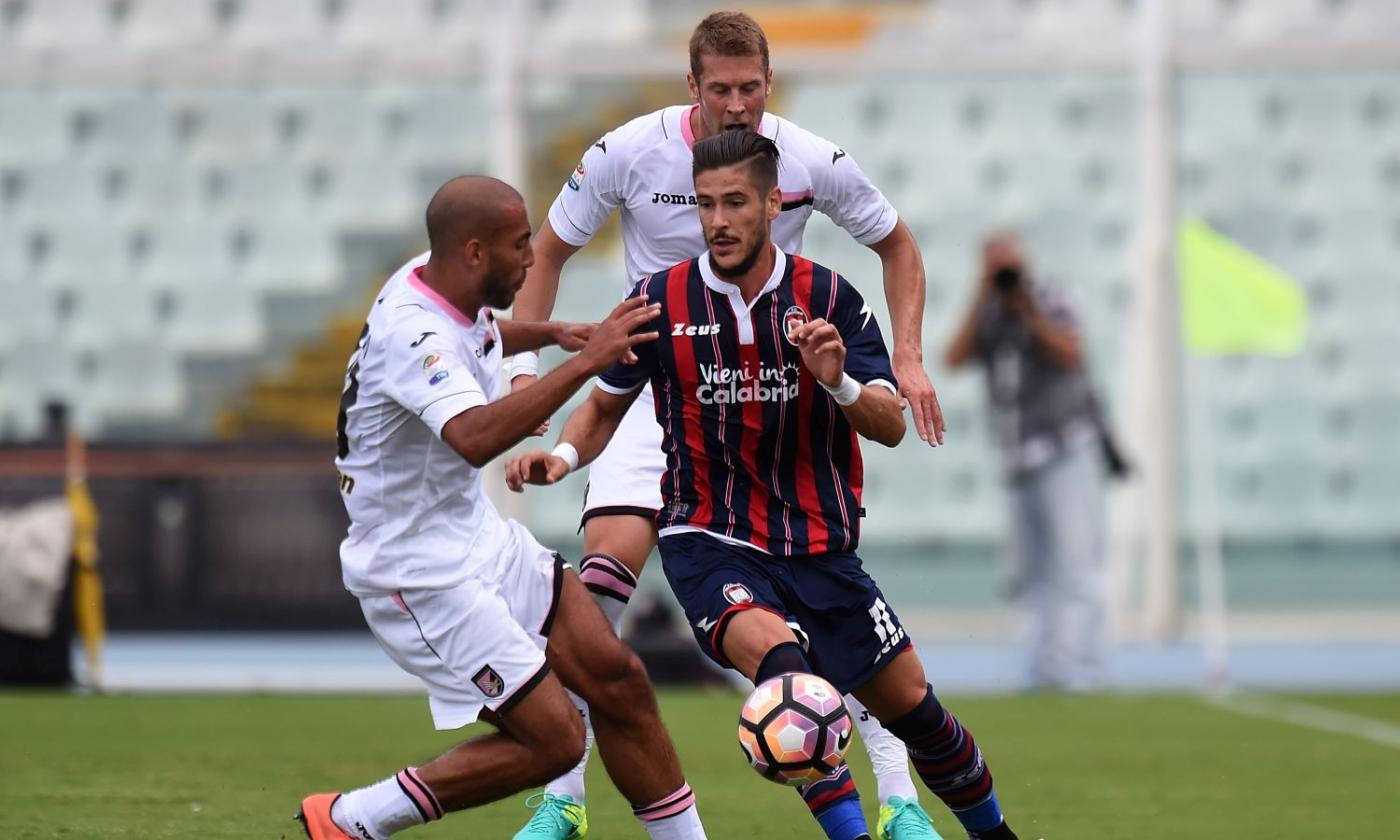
[295,176,707,840]
[508,12,946,840]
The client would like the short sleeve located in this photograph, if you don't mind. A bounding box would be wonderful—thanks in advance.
[598,279,662,395]
[831,276,898,394]
[546,132,624,247]
[802,129,898,246]
[382,320,488,438]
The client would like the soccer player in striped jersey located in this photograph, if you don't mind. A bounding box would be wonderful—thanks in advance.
[509,134,1020,840]
[508,11,943,840]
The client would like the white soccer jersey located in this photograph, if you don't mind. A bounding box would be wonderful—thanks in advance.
[547,104,898,295]
[336,252,510,596]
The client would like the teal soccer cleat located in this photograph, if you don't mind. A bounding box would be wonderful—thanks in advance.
[877,796,944,840]
[513,793,588,840]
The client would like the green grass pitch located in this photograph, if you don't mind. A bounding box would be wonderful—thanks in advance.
[2,689,1397,838]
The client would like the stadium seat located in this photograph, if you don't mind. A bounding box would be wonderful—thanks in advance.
[0,283,59,349]
[9,0,115,51]
[269,86,382,164]
[158,285,265,354]
[116,0,221,52]
[330,0,440,49]
[375,85,489,167]
[223,0,327,50]
[70,90,177,165]
[86,340,184,423]
[235,222,339,292]
[0,91,71,165]
[166,87,282,163]
[203,160,318,223]
[55,283,159,352]
[134,220,238,288]
[5,162,108,224]
[28,222,135,287]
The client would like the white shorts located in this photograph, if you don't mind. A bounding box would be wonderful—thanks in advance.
[582,382,665,522]
[359,521,566,730]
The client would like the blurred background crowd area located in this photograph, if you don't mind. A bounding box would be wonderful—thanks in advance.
[0,0,1396,666]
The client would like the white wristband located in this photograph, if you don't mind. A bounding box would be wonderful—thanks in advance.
[551,442,579,473]
[821,373,862,406]
[509,351,540,379]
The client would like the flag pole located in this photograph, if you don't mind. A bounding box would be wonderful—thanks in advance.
[1183,353,1231,694]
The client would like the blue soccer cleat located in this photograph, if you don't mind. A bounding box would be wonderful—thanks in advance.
[877,796,944,840]
[513,792,588,839]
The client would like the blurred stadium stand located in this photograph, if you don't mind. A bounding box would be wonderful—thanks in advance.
[0,1,1396,661]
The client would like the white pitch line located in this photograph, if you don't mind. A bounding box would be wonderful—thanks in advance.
[1205,694,1400,750]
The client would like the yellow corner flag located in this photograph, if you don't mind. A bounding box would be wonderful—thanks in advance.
[67,433,106,688]
[1177,217,1307,356]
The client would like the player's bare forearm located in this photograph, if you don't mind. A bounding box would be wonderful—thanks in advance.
[869,220,926,364]
[514,221,580,322]
[441,355,594,468]
[559,386,638,467]
[839,385,907,448]
[870,220,946,445]
[498,320,566,356]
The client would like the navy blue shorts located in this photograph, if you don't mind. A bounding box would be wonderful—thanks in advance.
[658,531,911,695]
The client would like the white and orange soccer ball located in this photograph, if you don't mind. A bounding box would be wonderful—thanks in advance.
[737,672,853,786]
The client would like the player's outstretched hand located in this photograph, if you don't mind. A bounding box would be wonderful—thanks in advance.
[577,296,661,374]
[505,449,570,492]
[789,318,846,388]
[893,356,946,447]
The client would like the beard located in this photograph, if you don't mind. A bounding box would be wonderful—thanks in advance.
[709,230,768,279]
[481,268,518,310]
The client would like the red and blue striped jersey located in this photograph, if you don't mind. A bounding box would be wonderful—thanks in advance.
[597,247,898,557]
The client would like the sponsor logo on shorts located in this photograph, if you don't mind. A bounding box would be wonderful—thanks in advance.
[722,582,753,605]
[783,305,808,345]
[472,664,505,698]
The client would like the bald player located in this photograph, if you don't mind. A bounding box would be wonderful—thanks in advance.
[296,176,709,840]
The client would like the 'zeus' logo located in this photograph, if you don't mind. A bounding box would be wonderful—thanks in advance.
[672,322,721,337]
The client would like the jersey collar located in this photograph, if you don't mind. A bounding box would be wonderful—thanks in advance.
[679,105,776,150]
[697,243,787,302]
[408,265,478,328]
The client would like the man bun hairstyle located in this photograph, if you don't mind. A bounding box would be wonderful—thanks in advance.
[689,11,769,80]
[692,129,780,196]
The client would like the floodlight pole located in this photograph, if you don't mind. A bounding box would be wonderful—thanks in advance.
[483,0,530,522]
[1129,0,1182,643]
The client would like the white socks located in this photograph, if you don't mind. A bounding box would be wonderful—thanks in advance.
[846,693,920,804]
[544,688,593,803]
[634,783,708,839]
[331,767,442,840]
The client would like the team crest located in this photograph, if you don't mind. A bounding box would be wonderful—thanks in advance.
[783,305,809,345]
[472,664,505,698]
[723,582,753,605]
[567,159,586,191]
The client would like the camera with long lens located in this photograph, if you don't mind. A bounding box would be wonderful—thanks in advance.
[993,265,1022,293]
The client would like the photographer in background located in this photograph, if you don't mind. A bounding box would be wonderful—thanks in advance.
[945,231,1113,692]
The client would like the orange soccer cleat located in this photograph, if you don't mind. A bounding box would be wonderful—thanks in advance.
[295,793,356,840]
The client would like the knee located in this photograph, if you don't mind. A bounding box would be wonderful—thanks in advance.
[579,640,652,712]
[531,706,587,781]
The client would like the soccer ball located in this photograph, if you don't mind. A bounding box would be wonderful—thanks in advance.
[737,672,853,786]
